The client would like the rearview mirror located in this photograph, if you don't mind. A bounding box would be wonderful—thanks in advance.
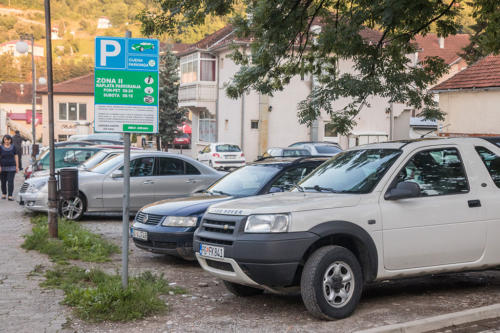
[384,181,420,200]
[111,170,123,178]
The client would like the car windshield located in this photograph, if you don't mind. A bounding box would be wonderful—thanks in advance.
[216,144,241,152]
[88,154,123,174]
[315,145,342,154]
[283,149,310,157]
[299,149,402,193]
[80,151,115,170]
[208,164,282,196]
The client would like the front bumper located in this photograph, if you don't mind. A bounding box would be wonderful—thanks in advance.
[194,213,319,288]
[132,222,196,259]
[17,191,48,212]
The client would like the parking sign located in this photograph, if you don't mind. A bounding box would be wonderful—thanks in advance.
[94,37,159,133]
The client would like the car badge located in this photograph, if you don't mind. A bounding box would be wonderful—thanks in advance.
[143,214,149,223]
[223,224,229,230]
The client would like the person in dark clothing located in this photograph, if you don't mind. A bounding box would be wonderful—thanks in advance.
[0,135,19,200]
[12,130,24,171]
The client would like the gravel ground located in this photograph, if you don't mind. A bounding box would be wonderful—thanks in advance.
[67,216,500,333]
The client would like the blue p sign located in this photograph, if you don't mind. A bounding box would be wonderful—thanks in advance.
[95,37,126,70]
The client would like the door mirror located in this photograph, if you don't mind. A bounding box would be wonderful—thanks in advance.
[384,181,421,200]
[111,170,123,178]
[269,186,283,193]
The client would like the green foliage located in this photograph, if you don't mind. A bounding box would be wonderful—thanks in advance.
[22,215,119,263]
[158,49,185,148]
[138,0,497,134]
[41,265,185,322]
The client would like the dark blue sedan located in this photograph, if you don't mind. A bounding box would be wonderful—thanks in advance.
[131,156,328,260]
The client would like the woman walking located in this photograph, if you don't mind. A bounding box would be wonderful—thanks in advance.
[0,135,19,201]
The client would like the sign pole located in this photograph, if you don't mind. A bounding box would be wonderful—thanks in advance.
[121,30,132,289]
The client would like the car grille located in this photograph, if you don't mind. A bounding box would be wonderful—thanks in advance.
[20,182,29,193]
[206,259,234,272]
[199,237,233,246]
[134,239,177,249]
[202,219,236,234]
[135,211,164,225]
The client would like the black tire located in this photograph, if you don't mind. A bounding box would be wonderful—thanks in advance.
[209,160,213,167]
[139,46,144,51]
[301,245,363,320]
[223,281,264,297]
[59,193,86,221]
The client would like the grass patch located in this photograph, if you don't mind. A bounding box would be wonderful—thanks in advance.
[22,215,119,263]
[42,265,185,322]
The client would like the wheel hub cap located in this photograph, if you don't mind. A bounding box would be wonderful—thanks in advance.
[322,261,355,308]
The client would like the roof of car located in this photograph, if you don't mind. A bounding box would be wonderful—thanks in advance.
[349,137,500,150]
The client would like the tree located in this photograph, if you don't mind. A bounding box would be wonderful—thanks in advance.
[139,0,499,134]
[158,49,185,150]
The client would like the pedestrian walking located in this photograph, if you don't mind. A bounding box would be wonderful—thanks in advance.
[0,134,19,201]
[12,130,24,171]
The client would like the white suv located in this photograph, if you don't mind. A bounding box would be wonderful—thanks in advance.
[197,143,246,170]
[194,138,500,320]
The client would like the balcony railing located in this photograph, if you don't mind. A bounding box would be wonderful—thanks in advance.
[178,83,217,103]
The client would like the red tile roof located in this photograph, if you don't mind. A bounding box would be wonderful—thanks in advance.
[413,34,469,65]
[0,82,41,104]
[432,55,500,91]
[37,73,94,95]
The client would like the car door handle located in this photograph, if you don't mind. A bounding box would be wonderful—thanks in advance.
[468,200,481,208]
[143,180,155,185]
[185,179,198,183]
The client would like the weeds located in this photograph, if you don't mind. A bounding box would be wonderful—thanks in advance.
[42,265,185,322]
[22,215,119,263]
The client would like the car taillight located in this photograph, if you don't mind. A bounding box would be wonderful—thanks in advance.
[240,153,245,157]
[212,153,220,158]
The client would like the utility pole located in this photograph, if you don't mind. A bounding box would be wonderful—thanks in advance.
[44,0,58,238]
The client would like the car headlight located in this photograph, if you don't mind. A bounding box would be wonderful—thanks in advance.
[161,216,198,227]
[244,214,290,233]
[27,181,47,193]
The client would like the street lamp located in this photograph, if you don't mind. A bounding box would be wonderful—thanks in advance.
[15,34,37,161]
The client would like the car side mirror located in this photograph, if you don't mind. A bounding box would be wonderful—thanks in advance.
[269,186,283,193]
[111,170,123,178]
[385,181,421,200]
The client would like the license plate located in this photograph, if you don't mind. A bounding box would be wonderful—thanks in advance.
[132,229,148,241]
[199,244,224,259]
[225,155,236,159]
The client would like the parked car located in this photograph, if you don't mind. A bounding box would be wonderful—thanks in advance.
[263,147,311,158]
[18,152,224,220]
[172,133,191,149]
[197,143,245,170]
[289,142,342,156]
[194,137,500,320]
[131,156,328,260]
[24,147,104,179]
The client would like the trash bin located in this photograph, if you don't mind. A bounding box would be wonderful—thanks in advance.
[59,168,79,200]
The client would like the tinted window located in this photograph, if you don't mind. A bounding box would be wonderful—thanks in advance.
[271,165,317,191]
[394,148,469,196]
[216,144,241,152]
[283,149,310,157]
[315,145,342,154]
[185,162,200,175]
[130,157,154,177]
[209,165,282,196]
[300,149,402,193]
[158,157,184,175]
[475,146,500,188]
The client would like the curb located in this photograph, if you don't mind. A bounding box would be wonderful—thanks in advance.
[356,303,500,333]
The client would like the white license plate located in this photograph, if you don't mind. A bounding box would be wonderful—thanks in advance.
[132,229,148,241]
[225,155,236,159]
[199,244,224,259]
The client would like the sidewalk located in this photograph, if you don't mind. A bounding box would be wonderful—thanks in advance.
[0,169,69,333]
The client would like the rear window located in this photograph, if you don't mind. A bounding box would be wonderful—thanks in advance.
[315,145,342,154]
[216,144,241,152]
[283,149,310,157]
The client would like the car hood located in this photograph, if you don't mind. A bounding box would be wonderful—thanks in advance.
[207,192,361,215]
[141,194,233,216]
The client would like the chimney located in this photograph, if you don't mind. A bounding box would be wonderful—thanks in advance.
[439,36,445,49]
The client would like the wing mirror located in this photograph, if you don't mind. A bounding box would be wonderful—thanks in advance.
[111,170,123,178]
[384,181,421,200]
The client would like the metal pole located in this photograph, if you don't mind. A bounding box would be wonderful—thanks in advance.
[389,102,394,141]
[121,30,131,288]
[44,0,58,238]
[31,35,37,161]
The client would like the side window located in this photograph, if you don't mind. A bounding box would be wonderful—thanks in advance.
[202,145,211,153]
[158,157,185,175]
[394,148,469,196]
[185,162,201,175]
[475,146,500,188]
[130,157,154,177]
[271,166,317,191]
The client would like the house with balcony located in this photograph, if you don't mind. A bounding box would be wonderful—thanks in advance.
[178,26,470,160]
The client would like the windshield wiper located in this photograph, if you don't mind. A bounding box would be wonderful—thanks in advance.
[211,190,232,196]
[304,185,338,193]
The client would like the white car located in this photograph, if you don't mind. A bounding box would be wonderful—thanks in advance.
[194,137,500,320]
[197,143,246,170]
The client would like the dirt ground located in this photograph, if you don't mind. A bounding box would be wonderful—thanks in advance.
[64,215,500,333]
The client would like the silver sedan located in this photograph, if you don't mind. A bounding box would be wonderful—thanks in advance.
[18,151,224,220]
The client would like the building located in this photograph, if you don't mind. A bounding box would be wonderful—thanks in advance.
[431,54,500,137]
[0,40,44,58]
[37,74,94,145]
[177,26,469,160]
[0,82,42,140]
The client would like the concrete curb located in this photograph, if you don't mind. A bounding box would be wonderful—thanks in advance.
[356,303,500,333]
